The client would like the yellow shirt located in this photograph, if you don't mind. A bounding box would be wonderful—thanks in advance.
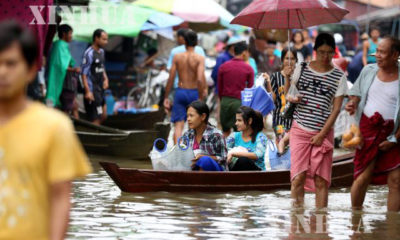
[0,103,92,240]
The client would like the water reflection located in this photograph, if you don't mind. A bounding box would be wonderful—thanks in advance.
[67,155,399,240]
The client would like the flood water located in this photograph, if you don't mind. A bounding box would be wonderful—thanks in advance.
[67,154,400,240]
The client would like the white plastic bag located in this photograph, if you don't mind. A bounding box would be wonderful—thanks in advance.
[286,83,302,102]
[227,146,248,169]
[255,74,265,87]
[286,62,306,103]
[335,110,354,138]
[150,137,194,171]
[149,138,169,170]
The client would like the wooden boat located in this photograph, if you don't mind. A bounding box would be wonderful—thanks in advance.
[103,109,165,130]
[99,153,355,193]
[73,118,169,159]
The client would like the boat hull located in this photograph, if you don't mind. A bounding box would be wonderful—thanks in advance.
[99,153,355,193]
[103,109,165,130]
[73,118,159,159]
[77,131,157,159]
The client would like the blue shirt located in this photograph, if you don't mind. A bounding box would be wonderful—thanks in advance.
[347,51,363,83]
[248,57,258,79]
[274,49,282,58]
[211,51,233,86]
[227,132,267,170]
[367,38,380,63]
[167,45,206,88]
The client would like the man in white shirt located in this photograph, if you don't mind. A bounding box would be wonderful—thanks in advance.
[346,36,400,212]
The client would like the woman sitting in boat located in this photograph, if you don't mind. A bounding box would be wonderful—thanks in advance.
[183,100,228,171]
[226,106,267,171]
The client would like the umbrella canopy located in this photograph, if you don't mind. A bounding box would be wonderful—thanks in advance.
[61,1,183,41]
[134,0,241,32]
[230,0,349,29]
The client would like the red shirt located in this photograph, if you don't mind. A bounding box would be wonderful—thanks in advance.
[217,58,254,99]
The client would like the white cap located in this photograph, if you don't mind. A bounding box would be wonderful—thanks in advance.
[334,33,343,44]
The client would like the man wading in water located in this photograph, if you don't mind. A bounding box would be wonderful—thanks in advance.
[164,30,207,144]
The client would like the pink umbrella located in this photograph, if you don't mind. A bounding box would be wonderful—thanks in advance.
[231,0,349,64]
[230,0,349,29]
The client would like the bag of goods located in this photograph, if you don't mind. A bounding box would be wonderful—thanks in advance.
[341,113,362,149]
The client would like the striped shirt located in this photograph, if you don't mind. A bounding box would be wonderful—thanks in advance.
[270,71,292,131]
[294,64,347,131]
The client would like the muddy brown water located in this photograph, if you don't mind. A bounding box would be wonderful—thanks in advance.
[67,154,400,240]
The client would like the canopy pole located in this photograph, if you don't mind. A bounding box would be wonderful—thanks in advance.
[366,0,371,35]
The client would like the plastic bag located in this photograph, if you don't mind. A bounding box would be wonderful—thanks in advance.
[285,62,306,103]
[241,86,275,116]
[267,140,291,170]
[227,146,248,169]
[286,83,302,103]
[149,138,169,170]
[255,74,265,87]
[335,110,353,138]
[150,137,194,171]
[340,112,363,149]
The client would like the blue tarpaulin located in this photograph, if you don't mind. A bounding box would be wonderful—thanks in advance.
[141,12,183,31]
[149,12,183,29]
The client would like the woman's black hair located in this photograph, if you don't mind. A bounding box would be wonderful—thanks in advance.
[236,106,264,143]
[369,26,380,35]
[280,47,298,63]
[313,32,335,51]
[292,31,304,43]
[187,100,210,124]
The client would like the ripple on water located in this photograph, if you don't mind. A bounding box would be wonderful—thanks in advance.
[67,156,399,240]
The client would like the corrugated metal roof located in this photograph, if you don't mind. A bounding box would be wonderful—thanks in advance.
[348,0,400,8]
[356,5,400,23]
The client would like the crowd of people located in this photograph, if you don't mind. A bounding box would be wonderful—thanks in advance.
[26,20,398,212]
[0,16,399,240]
[162,28,400,213]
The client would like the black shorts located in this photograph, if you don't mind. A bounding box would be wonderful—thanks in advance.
[84,98,105,121]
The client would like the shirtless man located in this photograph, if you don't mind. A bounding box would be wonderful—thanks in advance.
[164,30,207,144]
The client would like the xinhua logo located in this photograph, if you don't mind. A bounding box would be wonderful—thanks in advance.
[29,5,138,25]
[292,214,372,234]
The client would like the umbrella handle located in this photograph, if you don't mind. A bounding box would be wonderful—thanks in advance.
[288,29,291,66]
